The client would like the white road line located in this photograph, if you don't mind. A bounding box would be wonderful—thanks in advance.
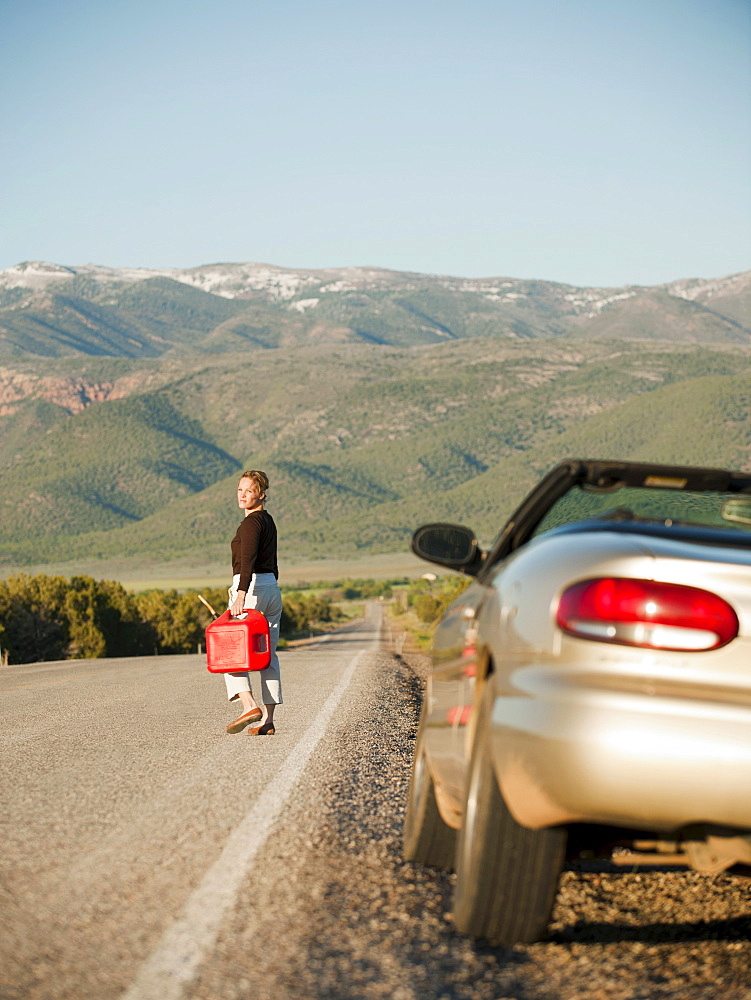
[121,649,366,1000]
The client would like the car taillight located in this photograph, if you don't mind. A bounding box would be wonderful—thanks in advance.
[556,577,739,651]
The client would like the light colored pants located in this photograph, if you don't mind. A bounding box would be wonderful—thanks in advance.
[224,573,283,704]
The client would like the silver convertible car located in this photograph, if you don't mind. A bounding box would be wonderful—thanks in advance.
[404,459,751,945]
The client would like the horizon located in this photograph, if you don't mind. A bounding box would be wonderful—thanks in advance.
[1,256,748,292]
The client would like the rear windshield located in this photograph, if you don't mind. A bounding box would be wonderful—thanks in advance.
[532,485,751,538]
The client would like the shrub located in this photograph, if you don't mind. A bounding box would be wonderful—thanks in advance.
[281,592,335,636]
[0,574,347,663]
[135,589,209,654]
[0,573,151,663]
[413,593,442,623]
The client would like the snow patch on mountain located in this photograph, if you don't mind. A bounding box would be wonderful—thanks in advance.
[288,298,320,312]
[0,260,179,293]
[665,271,751,304]
[563,289,638,317]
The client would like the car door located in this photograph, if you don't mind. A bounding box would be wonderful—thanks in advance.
[427,580,488,813]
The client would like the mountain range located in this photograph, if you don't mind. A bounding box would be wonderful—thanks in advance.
[0,260,749,584]
[1,260,750,358]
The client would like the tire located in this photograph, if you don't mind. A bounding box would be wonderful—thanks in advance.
[453,686,566,944]
[403,713,457,871]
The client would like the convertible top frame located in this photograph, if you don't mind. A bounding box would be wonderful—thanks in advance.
[482,459,751,576]
[411,459,751,579]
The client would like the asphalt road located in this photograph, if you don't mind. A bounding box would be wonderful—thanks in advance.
[1,607,750,1000]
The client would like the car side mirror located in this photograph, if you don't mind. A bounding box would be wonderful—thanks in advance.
[411,523,482,574]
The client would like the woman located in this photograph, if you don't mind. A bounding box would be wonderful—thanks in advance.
[224,470,283,736]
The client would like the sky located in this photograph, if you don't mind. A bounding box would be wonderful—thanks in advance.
[0,0,749,288]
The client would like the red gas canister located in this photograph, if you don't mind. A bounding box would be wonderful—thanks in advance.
[205,609,271,672]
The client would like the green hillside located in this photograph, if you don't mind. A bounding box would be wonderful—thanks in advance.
[571,289,751,342]
[2,338,749,575]
[0,394,238,558]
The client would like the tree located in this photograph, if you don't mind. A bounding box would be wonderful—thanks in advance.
[135,590,208,654]
[65,576,150,658]
[0,574,70,663]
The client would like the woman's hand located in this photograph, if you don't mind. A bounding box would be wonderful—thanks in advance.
[230,591,247,617]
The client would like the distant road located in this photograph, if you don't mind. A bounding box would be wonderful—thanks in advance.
[2,603,749,1000]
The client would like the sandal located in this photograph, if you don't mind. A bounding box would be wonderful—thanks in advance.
[226,708,263,733]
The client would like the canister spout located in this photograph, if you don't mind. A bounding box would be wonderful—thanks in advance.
[197,594,219,619]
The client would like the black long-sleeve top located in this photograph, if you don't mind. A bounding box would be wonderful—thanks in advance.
[231,510,278,592]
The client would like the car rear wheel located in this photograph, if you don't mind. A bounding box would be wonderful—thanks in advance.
[453,686,566,944]
[403,711,457,871]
